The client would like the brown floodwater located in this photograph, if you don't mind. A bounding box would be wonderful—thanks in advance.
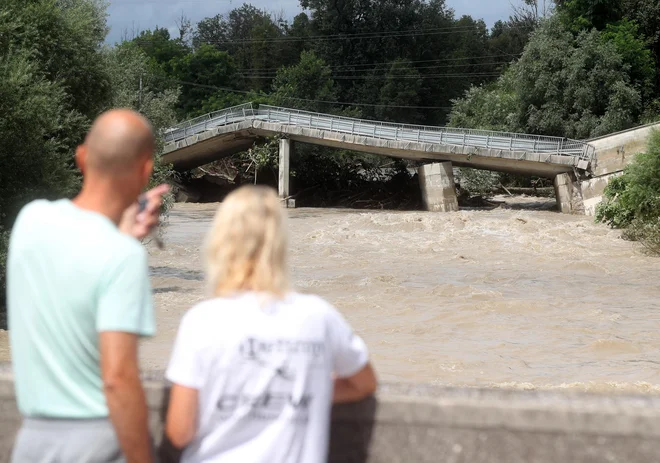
[3,196,660,394]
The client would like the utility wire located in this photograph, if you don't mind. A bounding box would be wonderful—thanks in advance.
[151,75,455,109]
[198,23,531,45]
[241,59,518,75]
[243,62,514,78]
[197,27,532,45]
[241,73,502,80]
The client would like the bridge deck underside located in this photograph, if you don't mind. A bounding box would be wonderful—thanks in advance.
[163,121,578,178]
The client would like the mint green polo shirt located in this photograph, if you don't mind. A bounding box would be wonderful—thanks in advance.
[7,199,155,418]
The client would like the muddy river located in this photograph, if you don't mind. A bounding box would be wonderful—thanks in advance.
[3,196,660,393]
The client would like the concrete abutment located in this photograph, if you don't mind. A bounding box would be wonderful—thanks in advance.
[419,162,459,212]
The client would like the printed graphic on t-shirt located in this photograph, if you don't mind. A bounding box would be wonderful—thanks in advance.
[215,337,326,423]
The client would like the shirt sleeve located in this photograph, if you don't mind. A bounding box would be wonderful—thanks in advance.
[96,244,155,337]
[325,303,370,378]
[166,310,204,389]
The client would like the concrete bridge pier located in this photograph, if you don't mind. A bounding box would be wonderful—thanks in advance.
[419,162,459,212]
[279,138,295,208]
[554,173,585,214]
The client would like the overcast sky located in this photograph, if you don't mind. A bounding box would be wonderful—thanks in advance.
[106,0,514,45]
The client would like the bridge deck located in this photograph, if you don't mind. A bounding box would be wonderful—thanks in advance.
[162,103,595,177]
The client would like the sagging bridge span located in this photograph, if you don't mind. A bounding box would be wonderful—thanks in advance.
[161,103,600,213]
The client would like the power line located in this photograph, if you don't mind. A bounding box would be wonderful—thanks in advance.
[199,23,530,45]
[241,73,502,80]
[239,56,520,74]
[243,61,514,78]
[201,22,533,44]
[152,75,454,109]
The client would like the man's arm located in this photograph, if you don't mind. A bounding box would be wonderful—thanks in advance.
[100,331,153,463]
[333,363,377,403]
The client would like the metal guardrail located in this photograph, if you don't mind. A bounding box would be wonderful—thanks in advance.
[163,103,256,143]
[164,103,596,164]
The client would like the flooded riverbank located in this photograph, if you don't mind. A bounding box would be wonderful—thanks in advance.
[3,196,660,393]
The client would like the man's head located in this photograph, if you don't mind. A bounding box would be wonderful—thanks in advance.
[76,109,155,205]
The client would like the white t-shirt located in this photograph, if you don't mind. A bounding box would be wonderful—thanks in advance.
[165,292,370,463]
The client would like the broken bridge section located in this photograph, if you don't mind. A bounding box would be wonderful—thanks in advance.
[162,103,597,212]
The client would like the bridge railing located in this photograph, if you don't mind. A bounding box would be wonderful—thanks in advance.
[163,102,595,164]
[258,106,595,162]
[163,103,256,143]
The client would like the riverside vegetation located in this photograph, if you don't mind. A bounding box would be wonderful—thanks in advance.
[3,0,660,323]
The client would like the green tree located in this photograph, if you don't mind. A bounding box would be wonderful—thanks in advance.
[133,28,189,69]
[0,0,109,324]
[0,1,180,324]
[272,50,338,112]
[171,44,239,117]
[103,43,181,206]
[448,72,521,131]
[555,0,622,31]
[194,5,289,91]
[376,59,423,123]
[601,20,655,100]
[450,17,644,139]
[3,0,111,120]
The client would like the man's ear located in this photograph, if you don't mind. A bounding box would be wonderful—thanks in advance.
[142,157,154,185]
[75,145,87,174]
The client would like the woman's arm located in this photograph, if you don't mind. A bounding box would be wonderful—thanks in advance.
[333,363,377,403]
[165,383,199,449]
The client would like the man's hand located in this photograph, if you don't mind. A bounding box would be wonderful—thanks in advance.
[120,184,170,240]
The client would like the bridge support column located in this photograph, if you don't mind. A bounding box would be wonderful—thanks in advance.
[279,138,295,208]
[554,173,585,214]
[419,162,459,212]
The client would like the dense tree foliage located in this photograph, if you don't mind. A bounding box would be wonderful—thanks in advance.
[0,1,179,324]
[450,16,652,138]
[129,0,530,126]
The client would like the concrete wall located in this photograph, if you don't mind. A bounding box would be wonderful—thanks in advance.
[3,372,660,462]
[575,123,660,216]
[588,123,660,177]
[580,172,624,216]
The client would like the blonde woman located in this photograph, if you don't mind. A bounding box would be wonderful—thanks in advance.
[164,185,377,463]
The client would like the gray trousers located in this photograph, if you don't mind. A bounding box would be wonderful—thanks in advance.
[11,418,125,463]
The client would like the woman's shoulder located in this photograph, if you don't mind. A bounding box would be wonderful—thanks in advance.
[180,297,244,322]
[285,292,339,317]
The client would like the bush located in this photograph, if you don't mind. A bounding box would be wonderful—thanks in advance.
[623,218,660,255]
[596,129,660,254]
[457,168,501,197]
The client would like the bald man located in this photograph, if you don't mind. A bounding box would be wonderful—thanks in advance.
[7,109,168,463]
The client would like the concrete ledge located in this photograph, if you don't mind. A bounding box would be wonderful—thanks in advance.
[2,370,660,462]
